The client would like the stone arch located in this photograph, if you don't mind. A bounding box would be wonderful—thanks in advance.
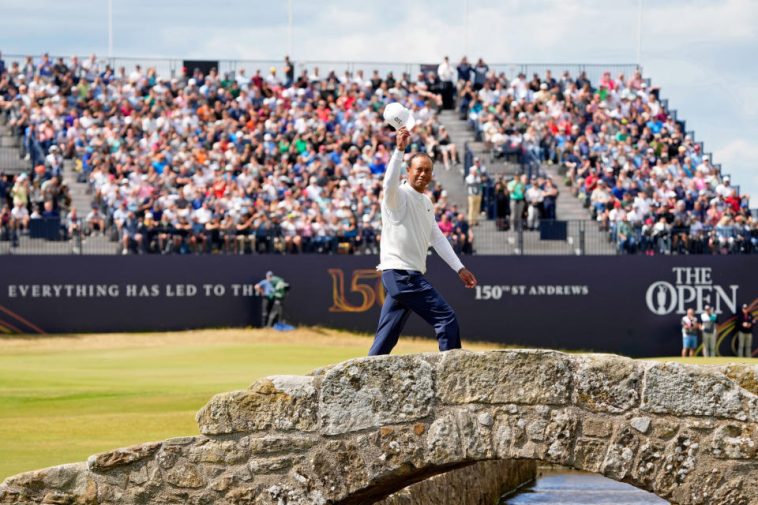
[2,350,757,504]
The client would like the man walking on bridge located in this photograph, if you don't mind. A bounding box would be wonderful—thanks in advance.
[369,123,478,356]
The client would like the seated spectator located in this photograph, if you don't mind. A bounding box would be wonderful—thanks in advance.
[41,200,58,219]
[85,206,106,235]
[616,214,637,254]
[66,206,82,238]
[0,204,15,244]
[121,211,143,255]
[11,201,30,231]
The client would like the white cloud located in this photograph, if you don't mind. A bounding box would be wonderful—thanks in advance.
[643,0,758,42]
[715,138,758,198]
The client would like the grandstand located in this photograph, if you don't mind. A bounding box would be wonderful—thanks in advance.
[0,53,755,256]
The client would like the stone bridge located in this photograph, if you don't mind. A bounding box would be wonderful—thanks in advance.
[2,350,758,505]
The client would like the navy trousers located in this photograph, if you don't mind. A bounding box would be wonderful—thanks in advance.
[369,269,461,355]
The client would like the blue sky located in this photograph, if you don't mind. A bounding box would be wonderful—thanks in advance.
[2,0,756,198]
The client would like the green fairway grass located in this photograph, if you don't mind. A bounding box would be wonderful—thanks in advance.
[0,328,499,480]
[0,328,754,481]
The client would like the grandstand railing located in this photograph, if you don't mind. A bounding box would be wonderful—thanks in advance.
[473,220,619,256]
[2,54,639,84]
[2,219,755,256]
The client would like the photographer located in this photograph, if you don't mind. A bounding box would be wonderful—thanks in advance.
[255,271,290,327]
[680,308,699,358]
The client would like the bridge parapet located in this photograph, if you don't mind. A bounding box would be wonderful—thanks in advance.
[2,350,757,504]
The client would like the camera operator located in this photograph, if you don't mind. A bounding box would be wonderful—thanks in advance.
[255,271,290,327]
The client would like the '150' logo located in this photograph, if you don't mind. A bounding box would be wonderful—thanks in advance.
[328,269,385,312]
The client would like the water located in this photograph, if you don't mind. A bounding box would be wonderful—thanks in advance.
[502,468,669,505]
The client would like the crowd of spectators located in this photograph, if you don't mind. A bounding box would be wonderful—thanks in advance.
[457,58,756,254]
[0,51,473,254]
[2,50,755,255]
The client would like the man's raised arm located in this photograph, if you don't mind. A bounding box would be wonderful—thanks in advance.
[383,127,410,211]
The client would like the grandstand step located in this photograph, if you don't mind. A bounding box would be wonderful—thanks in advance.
[436,109,479,209]
[432,162,466,209]
[62,160,93,213]
[1,136,19,148]
[442,124,472,134]
[541,162,593,221]
[0,146,27,173]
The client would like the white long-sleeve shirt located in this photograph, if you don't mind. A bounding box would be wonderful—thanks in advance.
[377,149,465,274]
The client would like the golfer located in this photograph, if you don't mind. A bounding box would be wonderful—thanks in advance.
[369,125,477,356]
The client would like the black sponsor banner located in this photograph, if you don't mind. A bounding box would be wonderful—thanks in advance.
[0,256,755,357]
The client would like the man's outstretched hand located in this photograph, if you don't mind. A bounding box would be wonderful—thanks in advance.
[458,268,477,288]
[396,127,410,151]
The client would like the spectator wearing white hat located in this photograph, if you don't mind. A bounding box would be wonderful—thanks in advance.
[715,176,734,198]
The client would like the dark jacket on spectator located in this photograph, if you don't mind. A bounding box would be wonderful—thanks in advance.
[737,310,755,332]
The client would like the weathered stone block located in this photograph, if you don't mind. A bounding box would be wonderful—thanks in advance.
[602,427,639,480]
[196,375,319,435]
[308,439,368,499]
[155,444,185,470]
[582,417,613,438]
[653,419,679,440]
[437,350,572,406]
[164,462,205,489]
[508,414,548,460]
[574,438,608,472]
[247,435,316,455]
[127,465,148,486]
[632,441,665,488]
[425,414,463,465]
[249,456,294,474]
[654,434,699,495]
[358,423,428,481]
[710,424,757,459]
[319,355,436,435]
[188,440,249,465]
[642,363,748,420]
[492,414,515,459]
[544,409,578,466]
[630,416,652,434]
[87,442,162,472]
[573,355,643,413]
[454,408,494,459]
[722,364,758,395]
[526,419,548,441]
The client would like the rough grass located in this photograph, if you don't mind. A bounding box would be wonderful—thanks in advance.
[0,328,754,480]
